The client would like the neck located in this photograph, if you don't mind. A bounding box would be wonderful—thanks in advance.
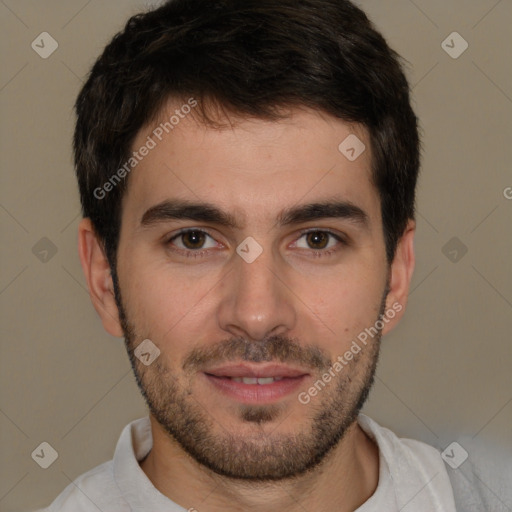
[140,415,379,512]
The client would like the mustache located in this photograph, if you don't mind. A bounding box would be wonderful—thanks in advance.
[182,335,332,373]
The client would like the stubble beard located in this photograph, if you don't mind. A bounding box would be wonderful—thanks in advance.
[112,268,385,481]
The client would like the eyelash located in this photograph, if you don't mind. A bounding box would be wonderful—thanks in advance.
[165,228,348,260]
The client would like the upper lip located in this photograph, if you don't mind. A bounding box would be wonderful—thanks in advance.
[203,363,310,379]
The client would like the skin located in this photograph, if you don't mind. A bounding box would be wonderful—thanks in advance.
[78,104,415,512]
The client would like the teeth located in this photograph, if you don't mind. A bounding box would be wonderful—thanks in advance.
[256,377,274,385]
[230,377,284,384]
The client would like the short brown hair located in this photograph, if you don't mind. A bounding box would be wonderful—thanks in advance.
[74,0,420,267]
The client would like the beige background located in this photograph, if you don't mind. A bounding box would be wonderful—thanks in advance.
[0,0,511,510]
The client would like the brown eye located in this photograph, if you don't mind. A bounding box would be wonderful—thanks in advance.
[181,230,207,249]
[167,229,218,254]
[293,229,347,258]
[305,231,330,249]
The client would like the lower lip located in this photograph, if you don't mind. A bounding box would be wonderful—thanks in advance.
[204,373,308,404]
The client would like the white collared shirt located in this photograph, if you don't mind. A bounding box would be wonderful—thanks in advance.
[36,413,493,511]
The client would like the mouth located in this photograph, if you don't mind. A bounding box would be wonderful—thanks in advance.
[202,363,310,404]
[222,376,285,384]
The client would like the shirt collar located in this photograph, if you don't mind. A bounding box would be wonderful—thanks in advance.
[113,416,184,511]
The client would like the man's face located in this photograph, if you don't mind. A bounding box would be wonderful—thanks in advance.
[113,105,392,480]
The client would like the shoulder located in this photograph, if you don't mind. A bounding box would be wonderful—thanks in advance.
[445,436,512,512]
[358,414,446,470]
[358,414,457,511]
[358,414,512,511]
[40,460,130,512]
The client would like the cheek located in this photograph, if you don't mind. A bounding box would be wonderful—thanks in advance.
[304,263,384,318]
[282,268,384,362]
[119,255,217,343]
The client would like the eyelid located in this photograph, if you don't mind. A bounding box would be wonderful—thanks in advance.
[165,227,348,258]
[297,226,346,237]
[294,227,348,244]
[166,227,346,243]
[167,227,221,247]
[167,227,216,240]
[165,228,221,259]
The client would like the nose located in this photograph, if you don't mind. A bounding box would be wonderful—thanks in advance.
[216,243,297,341]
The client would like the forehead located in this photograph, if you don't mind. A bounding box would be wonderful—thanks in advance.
[121,102,380,229]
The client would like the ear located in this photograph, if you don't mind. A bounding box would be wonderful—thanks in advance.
[381,219,416,336]
[78,218,124,337]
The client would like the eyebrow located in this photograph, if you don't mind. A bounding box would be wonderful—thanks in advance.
[140,198,370,230]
